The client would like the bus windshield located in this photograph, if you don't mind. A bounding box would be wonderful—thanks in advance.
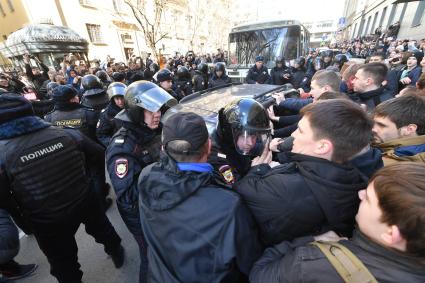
[228,26,300,68]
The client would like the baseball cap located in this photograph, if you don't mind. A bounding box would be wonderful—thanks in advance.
[162,112,209,154]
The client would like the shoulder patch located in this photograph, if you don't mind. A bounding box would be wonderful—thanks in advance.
[114,138,125,144]
[115,158,128,178]
[219,165,235,185]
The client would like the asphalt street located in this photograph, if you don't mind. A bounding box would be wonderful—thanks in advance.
[15,193,140,283]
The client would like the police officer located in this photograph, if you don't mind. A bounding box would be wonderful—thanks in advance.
[156,69,180,100]
[290,56,310,90]
[209,62,232,88]
[96,82,127,147]
[192,62,209,92]
[106,81,177,283]
[46,81,60,99]
[332,54,349,71]
[81,74,109,112]
[0,95,124,283]
[246,55,272,84]
[45,85,112,210]
[270,57,291,85]
[174,66,193,100]
[209,98,271,185]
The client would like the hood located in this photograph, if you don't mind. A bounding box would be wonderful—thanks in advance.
[349,146,383,178]
[290,153,368,229]
[138,152,212,211]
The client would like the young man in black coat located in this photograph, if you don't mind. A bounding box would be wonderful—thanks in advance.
[235,99,373,246]
[250,162,425,283]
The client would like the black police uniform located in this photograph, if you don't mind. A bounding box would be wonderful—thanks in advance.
[192,63,209,92]
[45,103,98,142]
[270,66,292,85]
[0,97,122,283]
[173,67,193,100]
[106,110,162,282]
[96,103,123,147]
[246,65,272,84]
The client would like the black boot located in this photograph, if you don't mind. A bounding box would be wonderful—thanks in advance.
[0,260,37,280]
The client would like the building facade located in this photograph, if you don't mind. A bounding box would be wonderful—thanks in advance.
[341,0,425,40]
[0,0,231,66]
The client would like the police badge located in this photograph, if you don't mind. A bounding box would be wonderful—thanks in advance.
[115,158,128,178]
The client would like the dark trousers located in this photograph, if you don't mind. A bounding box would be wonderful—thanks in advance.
[32,193,121,283]
[117,204,148,283]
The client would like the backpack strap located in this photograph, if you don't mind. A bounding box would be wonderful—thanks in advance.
[311,241,378,283]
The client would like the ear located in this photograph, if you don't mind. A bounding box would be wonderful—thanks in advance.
[314,139,333,157]
[401,124,418,136]
[207,138,212,156]
[381,225,407,250]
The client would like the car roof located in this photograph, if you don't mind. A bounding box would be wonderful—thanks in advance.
[163,83,283,133]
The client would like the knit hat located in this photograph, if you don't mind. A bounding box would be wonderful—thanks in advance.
[0,94,34,124]
[52,85,78,103]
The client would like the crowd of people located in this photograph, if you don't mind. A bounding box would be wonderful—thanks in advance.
[0,34,425,283]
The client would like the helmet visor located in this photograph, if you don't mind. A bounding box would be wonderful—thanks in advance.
[133,87,178,112]
[232,128,270,156]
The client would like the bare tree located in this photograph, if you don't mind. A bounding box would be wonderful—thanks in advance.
[125,0,168,63]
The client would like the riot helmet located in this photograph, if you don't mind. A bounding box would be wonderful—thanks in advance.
[218,98,271,156]
[295,56,306,67]
[333,54,348,68]
[112,72,126,82]
[275,56,285,66]
[197,63,208,75]
[82,74,104,96]
[214,62,226,77]
[95,70,110,83]
[156,69,173,82]
[176,66,191,81]
[107,82,127,100]
[125,80,177,124]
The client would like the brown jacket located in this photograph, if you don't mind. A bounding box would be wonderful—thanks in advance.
[375,135,425,165]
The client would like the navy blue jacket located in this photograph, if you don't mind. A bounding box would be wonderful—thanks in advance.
[106,111,161,236]
[246,65,271,84]
[138,153,263,282]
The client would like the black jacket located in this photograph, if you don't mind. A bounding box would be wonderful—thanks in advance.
[270,66,291,85]
[246,65,271,84]
[138,153,263,283]
[106,110,162,236]
[0,116,104,230]
[96,102,123,147]
[209,74,232,88]
[234,153,368,246]
[250,229,425,283]
[24,62,49,94]
[355,87,393,112]
[192,71,209,92]
[44,102,99,142]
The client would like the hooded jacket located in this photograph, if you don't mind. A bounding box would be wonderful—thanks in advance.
[250,229,425,283]
[374,135,425,165]
[234,153,369,246]
[138,153,263,283]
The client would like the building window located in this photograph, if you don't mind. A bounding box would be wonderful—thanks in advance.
[0,4,6,16]
[113,0,125,13]
[80,0,95,7]
[412,1,425,27]
[86,24,104,44]
[371,11,379,33]
[7,0,14,12]
[379,7,387,28]
[387,4,398,27]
